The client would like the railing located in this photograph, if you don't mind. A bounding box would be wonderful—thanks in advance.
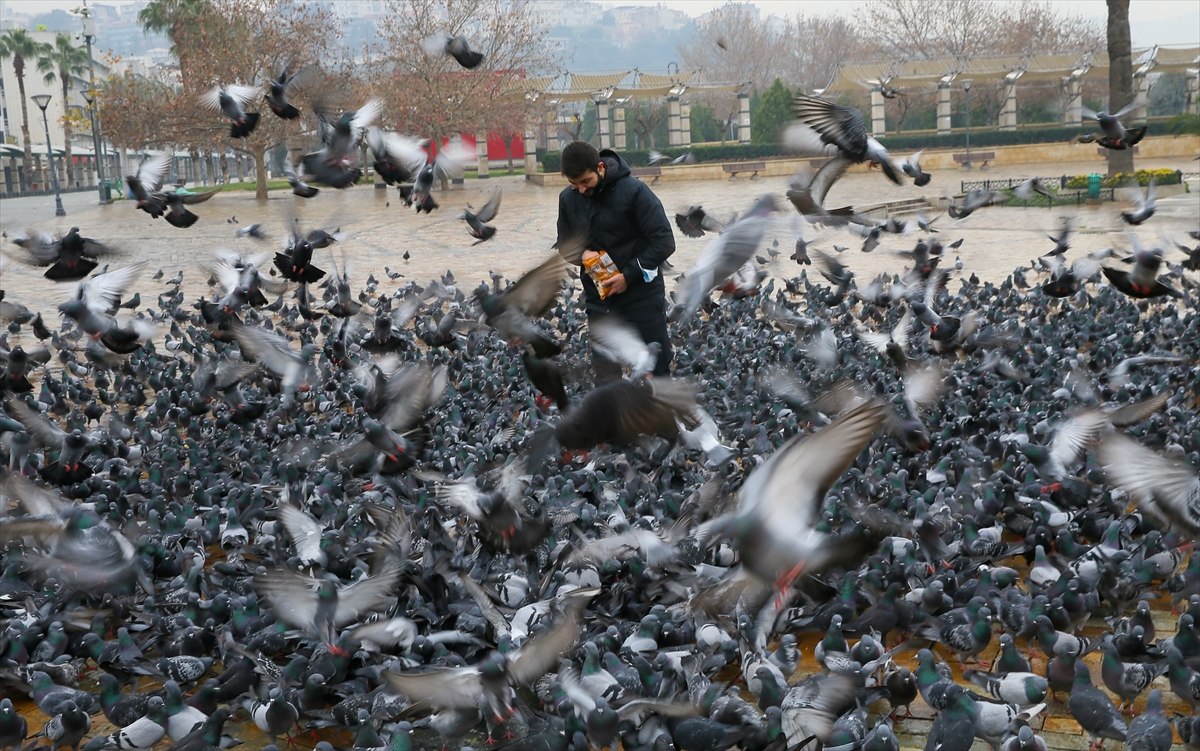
[961,176,1071,192]
[959,177,1117,206]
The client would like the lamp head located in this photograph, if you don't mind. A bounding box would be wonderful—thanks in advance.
[32,94,52,111]
[961,78,974,92]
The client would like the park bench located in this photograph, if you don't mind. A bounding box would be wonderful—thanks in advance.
[724,161,765,180]
[953,151,995,170]
[631,166,662,185]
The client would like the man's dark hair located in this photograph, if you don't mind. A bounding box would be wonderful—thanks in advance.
[561,141,602,179]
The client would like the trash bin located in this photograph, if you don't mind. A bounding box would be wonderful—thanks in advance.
[103,180,112,201]
[1087,173,1102,199]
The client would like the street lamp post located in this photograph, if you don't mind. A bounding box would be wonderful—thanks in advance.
[32,94,67,217]
[78,2,109,203]
[961,78,974,169]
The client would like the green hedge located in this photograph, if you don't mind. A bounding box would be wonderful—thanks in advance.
[1063,168,1182,189]
[872,121,1169,152]
[538,121,1172,173]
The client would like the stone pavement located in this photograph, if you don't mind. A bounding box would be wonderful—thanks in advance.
[1,156,1196,312]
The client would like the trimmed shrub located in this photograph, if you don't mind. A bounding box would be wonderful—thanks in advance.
[1063,168,1181,189]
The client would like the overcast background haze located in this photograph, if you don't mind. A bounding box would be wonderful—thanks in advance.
[2,0,1197,47]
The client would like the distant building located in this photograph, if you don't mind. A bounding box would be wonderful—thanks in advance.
[609,4,689,44]
[534,1,604,28]
[0,30,109,152]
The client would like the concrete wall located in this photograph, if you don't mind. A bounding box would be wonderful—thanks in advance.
[527,134,1200,187]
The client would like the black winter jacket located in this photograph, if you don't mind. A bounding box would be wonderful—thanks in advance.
[556,150,676,311]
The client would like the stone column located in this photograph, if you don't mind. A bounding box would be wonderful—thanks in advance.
[936,84,952,135]
[1000,81,1018,130]
[870,87,886,137]
[681,104,691,146]
[524,130,537,175]
[667,96,682,146]
[547,122,559,152]
[476,131,489,178]
[1187,71,1200,114]
[738,92,751,143]
[597,100,610,149]
[1064,77,1082,126]
[1132,73,1150,123]
[614,106,627,149]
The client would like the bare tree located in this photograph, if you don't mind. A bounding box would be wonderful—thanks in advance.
[678,4,779,91]
[777,14,865,94]
[862,0,1101,61]
[629,101,667,150]
[368,0,562,151]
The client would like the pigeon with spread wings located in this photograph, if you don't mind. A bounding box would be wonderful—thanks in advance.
[462,189,502,245]
[475,253,568,357]
[386,587,597,722]
[200,84,260,139]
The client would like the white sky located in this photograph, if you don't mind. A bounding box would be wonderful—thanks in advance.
[3,0,1197,46]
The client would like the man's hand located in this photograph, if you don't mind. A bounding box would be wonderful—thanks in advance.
[581,250,599,263]
[602,273,627,295]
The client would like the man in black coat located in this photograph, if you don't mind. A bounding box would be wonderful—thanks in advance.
[556,141,675,382]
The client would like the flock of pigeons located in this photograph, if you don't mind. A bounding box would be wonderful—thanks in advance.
[1,48,1200,751]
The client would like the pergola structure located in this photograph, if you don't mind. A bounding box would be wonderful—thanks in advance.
[821,45,1200,136]
[505,69,751,153]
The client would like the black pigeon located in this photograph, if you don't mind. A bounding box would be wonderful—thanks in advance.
[200,84,260,138]
[367,128,427,186]
[1078,103,1146,150]
[302,99,381,188]
[898,150,930,186]
[675,206,725,238]
[1068,661,1127,751]
[265,61,307,120]
[274,235,326,284]
[463,189,502,245]
[420,33,485,69]
[281,152,319,198]
[9,227,119,282]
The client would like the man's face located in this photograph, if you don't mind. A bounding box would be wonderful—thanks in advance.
[567,161,605,196]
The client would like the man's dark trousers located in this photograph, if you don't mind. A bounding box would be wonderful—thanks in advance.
[588,295,673,384]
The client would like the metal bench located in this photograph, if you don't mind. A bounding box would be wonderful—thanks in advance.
[953,151,995,170]
[723,161,765,180]
[631,166,662,185]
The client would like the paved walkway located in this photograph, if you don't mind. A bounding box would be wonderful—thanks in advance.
[1,157,1196,312]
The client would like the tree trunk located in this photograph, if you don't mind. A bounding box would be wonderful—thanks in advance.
[251,143,268,199]
[16,65,33,181]
[60,75,74,188]
[220,151,229,184]
[1106,0,1135,176]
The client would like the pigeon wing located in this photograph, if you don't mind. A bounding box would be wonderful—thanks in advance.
[278,502,324,565]
[1048,409,1108,470]
[793,95,868,161]
[254,569,321,631]
[5,397,66,449]
[1097,432,1200,536]
[506,588,597,685]
[475,189,503,223]
[589,315,650,370]
[501,253,568,318]
[741,401,888,530]
[334,566,402,626]
[79,263,147,315]
[386,668,483,710]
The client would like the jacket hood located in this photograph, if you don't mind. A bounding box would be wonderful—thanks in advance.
[596,149,631,188]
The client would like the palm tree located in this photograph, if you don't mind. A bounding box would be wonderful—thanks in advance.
[0,28,50,182]
[138,0,210,89]
[37,33,90,187]
[1106,0,1135,177]
[1167,112,1200,137]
